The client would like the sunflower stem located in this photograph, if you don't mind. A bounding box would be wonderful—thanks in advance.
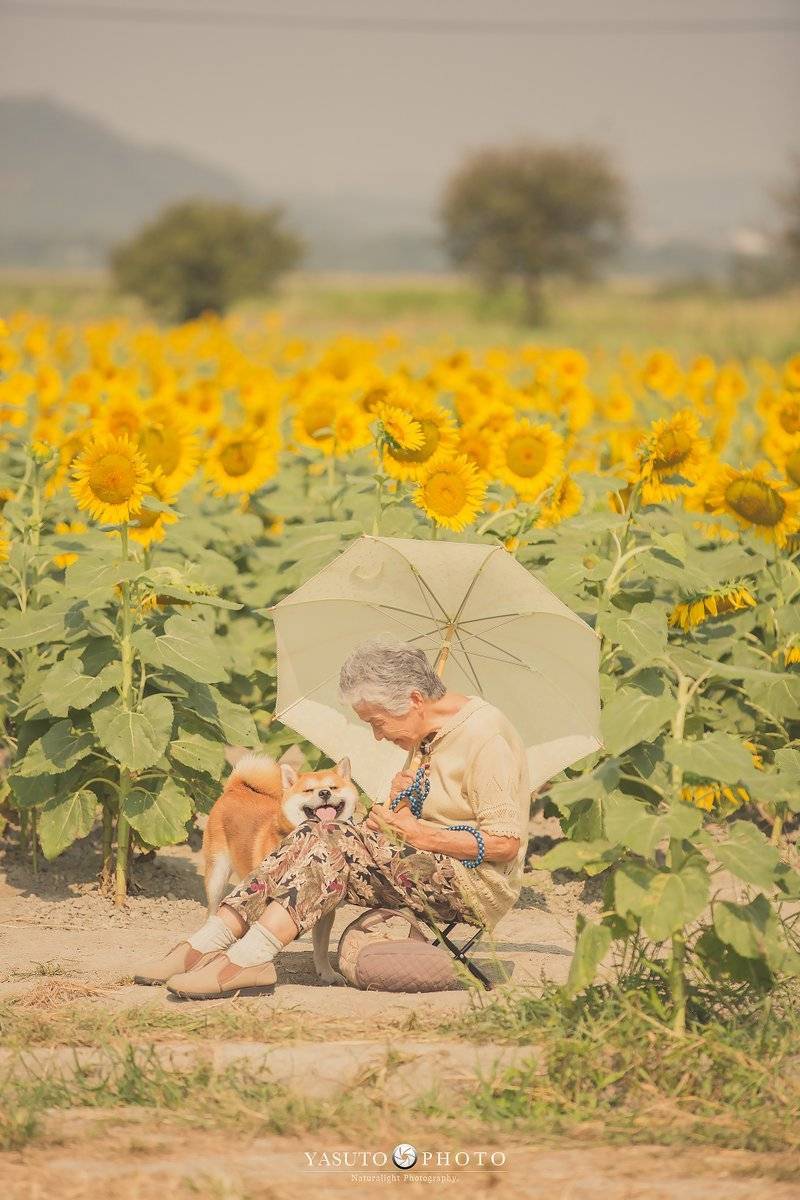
[101,802,115,893]
[30,807,38,875]
[670,674,691,796]
[372,474,384,535]
[669,929,687,1035]
[115,805,131,907]
[668,836,688,1034]
[19,808,29,856]
[115,522,135,906]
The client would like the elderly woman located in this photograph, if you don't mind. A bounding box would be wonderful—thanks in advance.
[135,638,532,999]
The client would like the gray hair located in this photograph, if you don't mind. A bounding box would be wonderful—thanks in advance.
[338,636,446,715]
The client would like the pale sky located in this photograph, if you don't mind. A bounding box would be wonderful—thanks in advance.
[2,0,798,236]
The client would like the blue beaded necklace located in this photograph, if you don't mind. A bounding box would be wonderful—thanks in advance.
[389,730,485,868]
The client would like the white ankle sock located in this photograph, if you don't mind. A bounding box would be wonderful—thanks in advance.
[187,914,237,954]
[226,923,284,968]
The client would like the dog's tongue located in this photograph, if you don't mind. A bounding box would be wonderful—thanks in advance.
[316,805,338,822]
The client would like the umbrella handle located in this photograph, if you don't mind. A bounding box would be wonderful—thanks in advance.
[401,635,453,772]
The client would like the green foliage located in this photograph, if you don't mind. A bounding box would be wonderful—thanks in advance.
[527,480,800,1025]
[110,199,304,322]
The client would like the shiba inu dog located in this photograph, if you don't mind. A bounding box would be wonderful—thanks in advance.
[202,746,359,985]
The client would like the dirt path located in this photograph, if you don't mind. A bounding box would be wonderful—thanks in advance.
[3,1116,799,1200]
[0,818,589,1012]
[4,826,797,1198]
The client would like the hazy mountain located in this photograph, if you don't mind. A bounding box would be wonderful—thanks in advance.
[0,95,774,276]
[0,96,260,266]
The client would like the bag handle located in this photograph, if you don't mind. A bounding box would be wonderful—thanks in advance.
[349,907,430,942]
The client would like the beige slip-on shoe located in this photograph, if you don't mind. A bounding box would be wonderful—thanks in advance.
[167,953,278,1000]
[133,941,224,986]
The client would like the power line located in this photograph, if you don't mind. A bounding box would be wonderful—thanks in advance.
[1,1,799,35]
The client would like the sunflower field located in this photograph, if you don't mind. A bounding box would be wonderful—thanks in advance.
[1,309,799,1027]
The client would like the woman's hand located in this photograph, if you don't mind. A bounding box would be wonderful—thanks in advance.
[389,770,415,801]
[365,801,421,845]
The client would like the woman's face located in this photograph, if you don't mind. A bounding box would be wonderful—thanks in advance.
[352,693,427,750]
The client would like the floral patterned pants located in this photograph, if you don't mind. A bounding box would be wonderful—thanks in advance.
[220,818,485,933]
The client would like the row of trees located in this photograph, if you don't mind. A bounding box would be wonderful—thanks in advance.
[111,144,800,323]
[110,141,631,323]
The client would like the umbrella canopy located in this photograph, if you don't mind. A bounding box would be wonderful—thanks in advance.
[265,534,603,803]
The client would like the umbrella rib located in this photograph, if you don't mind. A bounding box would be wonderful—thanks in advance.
[410,565,452,624]
[458,610,595,635]
[364,536,453,623]
[452,543,503,624]
[274,662,350,723]
[448,627,486,694]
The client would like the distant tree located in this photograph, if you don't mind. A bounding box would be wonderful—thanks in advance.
[440,141,629,323]
[774,152,800,275]
[110,199,304,322]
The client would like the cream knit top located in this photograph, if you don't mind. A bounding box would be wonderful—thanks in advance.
[415,694,532,931]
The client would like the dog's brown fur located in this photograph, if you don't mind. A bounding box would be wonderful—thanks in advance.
[200,746,358,985]
[202,752,293,906]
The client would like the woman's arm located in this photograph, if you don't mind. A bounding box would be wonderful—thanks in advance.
[413,822,520,864]
[365,803,520,863]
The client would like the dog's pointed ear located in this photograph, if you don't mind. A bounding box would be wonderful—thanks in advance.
[280,762,299,790]
[335,755,352,780]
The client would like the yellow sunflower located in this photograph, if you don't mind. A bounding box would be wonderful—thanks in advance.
[291,380,353,455]
[704,461,800,549]
[632,409,710,504]
[457,417,495,476]
[742,740,764,771]
[127,470,181,547]
[681,781,746,815]
[667,583,757,632]
[69,432,153,524]
[641,349,683,398]
[534,472,585,528]
[489,419,565,502]
[373,402,424,452]
[381,400,459,482]
[137,421,201,492]
[784,354,800,392]
[680,464,740,542]
[45,429,86,499]
[332,404,372,455]
[412,453,487,532]
[0,518,9,564]
[205,425,279,498]
[97,392,147,441]
[765,391,800,449]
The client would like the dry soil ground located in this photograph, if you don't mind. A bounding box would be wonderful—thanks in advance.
[1,822,798,1199]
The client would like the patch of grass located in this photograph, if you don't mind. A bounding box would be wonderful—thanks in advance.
[9,959,72,981]
[438,981,800,1153]
[3,269,799,358]
[0,994,450,1050]
[0,1043,395,1150]
[2,983,798,1155]
[0,1101,40,1151]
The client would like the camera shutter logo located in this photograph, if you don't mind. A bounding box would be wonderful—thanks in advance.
[392,1143,417,1170]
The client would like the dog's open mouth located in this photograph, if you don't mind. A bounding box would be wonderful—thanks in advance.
[304,800,345,822]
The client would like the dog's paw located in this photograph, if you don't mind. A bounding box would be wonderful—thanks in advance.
[317,968,348,987]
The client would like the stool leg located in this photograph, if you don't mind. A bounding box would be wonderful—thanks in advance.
[423,918,493,991]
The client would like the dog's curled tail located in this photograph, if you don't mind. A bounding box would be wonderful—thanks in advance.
[228,751,283,796]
